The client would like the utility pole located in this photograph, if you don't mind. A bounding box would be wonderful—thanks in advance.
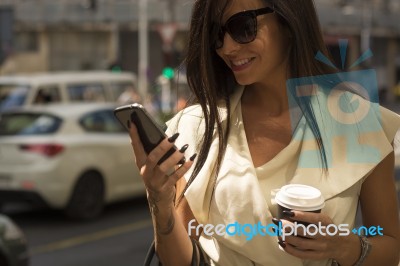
[138,0,148,99]
[157,0,176,113]
[361,0,372,53]
[0,4,13,65]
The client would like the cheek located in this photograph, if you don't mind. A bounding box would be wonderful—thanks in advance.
[257,34,288,64]
[250,39,271,62]
[257,23,288,55]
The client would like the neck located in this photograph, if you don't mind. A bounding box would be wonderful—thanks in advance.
[241,76,289,117]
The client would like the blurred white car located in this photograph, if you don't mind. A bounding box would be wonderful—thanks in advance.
[0,103,144,219]
[0,71,137,111]
[0,214,29,266]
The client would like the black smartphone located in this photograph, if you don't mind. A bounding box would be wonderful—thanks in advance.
[114,103,183,165]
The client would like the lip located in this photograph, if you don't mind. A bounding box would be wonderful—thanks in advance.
[230,57,255,72]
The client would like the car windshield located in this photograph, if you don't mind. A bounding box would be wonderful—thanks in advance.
[0,84,30,111]
[0,113,62,136]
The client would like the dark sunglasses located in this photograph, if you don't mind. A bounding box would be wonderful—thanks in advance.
[214,6,274,49]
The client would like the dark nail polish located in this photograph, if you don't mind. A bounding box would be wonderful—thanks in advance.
[168,133,180,143]
[272,218,281,226]
[272,227,276,234]
[179,144,189,153]
[189,153,197,161]
[127,120,131,129]
[278,240,286,248]
[283,210,295,218]
[178,157,186,165]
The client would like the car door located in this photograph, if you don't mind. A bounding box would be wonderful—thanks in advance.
[79,109,143,201]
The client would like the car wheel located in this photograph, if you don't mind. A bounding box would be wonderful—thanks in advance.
[64,171,105,220]
[0,252,9,266]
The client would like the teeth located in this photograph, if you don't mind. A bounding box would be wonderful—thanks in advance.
[232,58,251,66]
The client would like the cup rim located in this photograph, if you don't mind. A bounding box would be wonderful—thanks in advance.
[275,184,325,211]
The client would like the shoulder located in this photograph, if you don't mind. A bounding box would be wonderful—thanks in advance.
[165,104,204,136]
[165,86,244,140]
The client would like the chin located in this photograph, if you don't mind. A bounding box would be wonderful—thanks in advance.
[234,76,254,86]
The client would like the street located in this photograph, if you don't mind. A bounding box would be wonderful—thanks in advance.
[5,197,154,266]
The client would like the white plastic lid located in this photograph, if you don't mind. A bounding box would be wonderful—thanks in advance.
[275,184,325,211]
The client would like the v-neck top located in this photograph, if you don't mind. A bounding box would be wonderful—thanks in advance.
[238,99,296,219]
[166,86,400,266]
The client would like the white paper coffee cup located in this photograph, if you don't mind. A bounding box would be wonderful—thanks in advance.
[275,184,325,218]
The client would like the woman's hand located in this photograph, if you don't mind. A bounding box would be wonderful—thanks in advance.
[276,211,361,265]
[128,121,196,206]
[129,121,198,265]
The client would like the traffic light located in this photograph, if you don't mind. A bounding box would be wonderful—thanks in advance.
[109,62,122,73]
[162,67,174,79]
[110,65,122,73]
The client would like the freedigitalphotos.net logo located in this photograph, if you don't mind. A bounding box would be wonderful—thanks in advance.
[286,39,382,168]
[188,219,383,241]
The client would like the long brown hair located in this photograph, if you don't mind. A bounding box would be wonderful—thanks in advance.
[177,0,334,204]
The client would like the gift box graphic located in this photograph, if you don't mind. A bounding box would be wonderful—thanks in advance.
[286,40,383,168]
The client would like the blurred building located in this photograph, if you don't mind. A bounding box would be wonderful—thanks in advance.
[0,0,191,80]
[0,0,399,101]
[316,0,400,102]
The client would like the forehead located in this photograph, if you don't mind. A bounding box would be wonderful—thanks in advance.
[220,0,266,20]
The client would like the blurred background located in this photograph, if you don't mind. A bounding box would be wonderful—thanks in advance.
[0,0,399,265]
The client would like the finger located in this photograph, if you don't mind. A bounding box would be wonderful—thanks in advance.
[146,137,178,169]
[282,219,325,240]
[165,158,195,186]
[279,219,309,239]
[128,121,147,167]
[144,154,195,195]
[290,211,332,226]
[156,144,187,174]
[282,241,327,260]
[284,235,324,251]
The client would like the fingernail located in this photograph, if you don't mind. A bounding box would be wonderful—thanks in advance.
[179,144,189,153]
[283,210,295,218]
[278,240,286,248]
[178,157,186,165]
[127,120,131,129]
[168,133,180,143]
[272,218,281,226]
[189,153,197,161]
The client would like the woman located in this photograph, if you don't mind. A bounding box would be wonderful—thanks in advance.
[129,0,400,265]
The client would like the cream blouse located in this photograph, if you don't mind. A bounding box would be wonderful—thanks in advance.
[166,86,400,266]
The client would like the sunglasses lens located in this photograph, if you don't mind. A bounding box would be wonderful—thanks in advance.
[227,15,256,44]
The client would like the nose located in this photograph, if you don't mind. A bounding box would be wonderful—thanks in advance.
[219,33,241,55]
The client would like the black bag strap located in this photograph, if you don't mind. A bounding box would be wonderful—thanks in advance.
[191,238,198,266]
[143,240,156,266]
[192,238,206,265]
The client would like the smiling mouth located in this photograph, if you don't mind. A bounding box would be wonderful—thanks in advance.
[232,58,251,66]
[230,57,255,71]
